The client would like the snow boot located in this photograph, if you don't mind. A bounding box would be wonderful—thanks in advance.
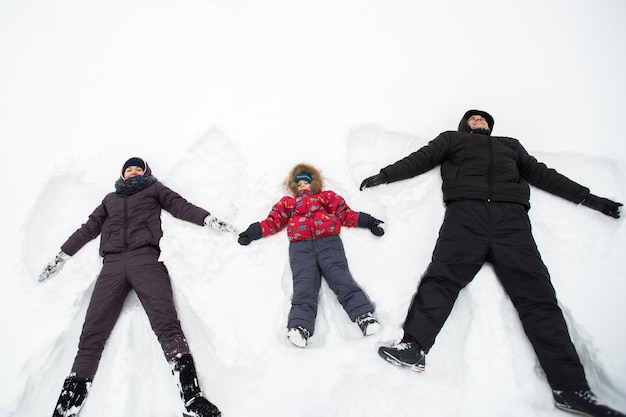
[287,325,310,348]
[170,353,221,417]
[52,374,92,417]
[356,312,380,336]
[553,389,626,417]
[378,333,426,372]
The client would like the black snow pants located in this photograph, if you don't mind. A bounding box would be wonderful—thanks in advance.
[288,235,375,335]
[71,247,189,379]
[403,200,588,391]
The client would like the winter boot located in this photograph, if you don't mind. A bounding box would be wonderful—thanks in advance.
[52,374,92,417]
[356,312,381,336]
[553,389,626,417]
[287,325,310,348]
[378,333,426,372]
[170,353,221,417]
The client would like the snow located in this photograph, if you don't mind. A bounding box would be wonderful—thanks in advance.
[1,0,625,416]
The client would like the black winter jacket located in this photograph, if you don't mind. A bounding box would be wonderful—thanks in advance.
[380,130,590,208]
[61,181,210,257]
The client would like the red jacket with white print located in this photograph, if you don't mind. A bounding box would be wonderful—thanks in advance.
[259,190,360,242]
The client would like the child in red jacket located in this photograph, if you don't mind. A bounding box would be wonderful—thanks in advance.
[238,163,384,347]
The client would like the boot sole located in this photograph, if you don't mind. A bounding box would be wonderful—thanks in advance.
[554,403,595,417]
[379,350,425,372]
[183,411,222,417]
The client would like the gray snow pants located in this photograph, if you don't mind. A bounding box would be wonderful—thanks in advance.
[288,235,374,335]
[403,200,588,390]
[71,247,189,379]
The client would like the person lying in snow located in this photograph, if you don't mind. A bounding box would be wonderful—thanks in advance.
[360,109,625,417]
[237,162,384,348]
[39,157,233,417]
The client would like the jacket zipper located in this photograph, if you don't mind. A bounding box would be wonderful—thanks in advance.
[487,138,494,202]
[123,197,129,249]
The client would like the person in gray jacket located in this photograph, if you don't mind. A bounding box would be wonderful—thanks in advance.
[360,110,624,417]
[40,157,233,417]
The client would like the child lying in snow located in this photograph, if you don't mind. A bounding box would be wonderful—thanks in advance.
[237,162,384,347]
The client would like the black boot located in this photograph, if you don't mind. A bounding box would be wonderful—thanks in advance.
[553,389,626,417]
[378,333,426,372]
[52,374,92,417]
[170,353,221,417]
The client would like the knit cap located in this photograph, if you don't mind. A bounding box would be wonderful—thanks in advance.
[295,172,313,183]
[121,157,151,178]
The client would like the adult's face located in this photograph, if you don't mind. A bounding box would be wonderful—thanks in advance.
[467,115,490,131]
[124,165,145,180]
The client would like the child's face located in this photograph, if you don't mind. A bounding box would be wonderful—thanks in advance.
[297,180,311,192]
[124,165,145,180]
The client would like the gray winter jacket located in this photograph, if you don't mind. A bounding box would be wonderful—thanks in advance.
[61,181,209,257]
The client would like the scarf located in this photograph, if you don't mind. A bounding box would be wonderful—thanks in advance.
[115,175,158,195]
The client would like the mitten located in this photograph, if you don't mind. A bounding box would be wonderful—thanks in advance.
[581,194,622,218]
[358,213,385,236]
[360,172,388,191]
[238,222,262,245]
[39,251,70,282]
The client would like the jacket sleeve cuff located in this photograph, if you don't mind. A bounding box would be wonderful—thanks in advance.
[357,212,374,228]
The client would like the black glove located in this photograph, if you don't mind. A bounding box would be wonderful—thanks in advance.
[581,194,622,218]
[358,213,385,236]
[359,172,388,191]
[238,222,262,245]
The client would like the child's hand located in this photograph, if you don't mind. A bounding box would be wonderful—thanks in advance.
[358,213,385,236]
[238,223,262,245]
[369,218,385,236]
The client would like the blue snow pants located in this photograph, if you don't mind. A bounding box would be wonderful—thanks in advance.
[71,247,189,379]
[403,200,588,390]
[287,235,374,335]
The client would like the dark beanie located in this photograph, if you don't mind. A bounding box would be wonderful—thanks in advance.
[121,157,151,178]
[295,171,313,184]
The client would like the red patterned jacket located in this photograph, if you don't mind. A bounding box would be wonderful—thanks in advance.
[260,190,360,242]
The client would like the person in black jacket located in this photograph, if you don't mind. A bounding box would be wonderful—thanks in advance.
[360,110,624,417]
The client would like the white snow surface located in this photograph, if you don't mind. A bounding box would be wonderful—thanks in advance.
[1,1,625,416]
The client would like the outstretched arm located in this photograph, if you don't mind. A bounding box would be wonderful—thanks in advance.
[360,133,449,191]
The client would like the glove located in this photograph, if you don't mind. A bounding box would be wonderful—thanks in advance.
[360,172,388,191]
[358,213,385,236]
[238,222,262,246]
[581,194,622,218]
[39,251,70,282]
[204,215,239,234]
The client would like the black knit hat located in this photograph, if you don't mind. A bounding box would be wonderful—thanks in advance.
[121,157,151,178]
[458,109,494,134]
[295,171,313,184]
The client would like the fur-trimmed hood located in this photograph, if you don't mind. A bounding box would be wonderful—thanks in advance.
[286,163,324,196]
